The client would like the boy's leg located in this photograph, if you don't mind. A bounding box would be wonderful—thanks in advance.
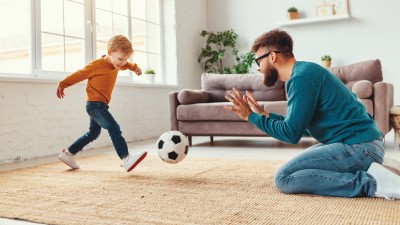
[87,102,147,171]
[274,139,384,198]
[68,118,101,155]
[58,106,102,169]
[87,102,129,159]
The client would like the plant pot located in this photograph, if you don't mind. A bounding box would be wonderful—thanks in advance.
[144,74,155,84]
[322,60,331,68]
[287,12,299,20]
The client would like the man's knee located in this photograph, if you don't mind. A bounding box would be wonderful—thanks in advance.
[274,172,285,191]
[274,168,292,194]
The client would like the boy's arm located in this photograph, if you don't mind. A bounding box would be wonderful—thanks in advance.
[124,62,142,75]
[58,63,95,89]
[56,63,94,99]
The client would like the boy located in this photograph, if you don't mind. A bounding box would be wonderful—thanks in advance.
[56,35,147,172]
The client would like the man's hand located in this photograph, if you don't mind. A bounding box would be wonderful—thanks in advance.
[134,67,142,76]
[224,87,253,121]
[245,90,270,117]
[56,85,65,99]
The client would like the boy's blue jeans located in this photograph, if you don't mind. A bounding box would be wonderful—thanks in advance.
[68,101,129,159]
[274,138,384,198]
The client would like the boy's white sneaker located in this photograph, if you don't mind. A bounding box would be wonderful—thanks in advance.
[122,151,147,172]
[58,149,80,169]
[367,162,400,200]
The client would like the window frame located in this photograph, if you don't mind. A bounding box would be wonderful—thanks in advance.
[0,0,164,85]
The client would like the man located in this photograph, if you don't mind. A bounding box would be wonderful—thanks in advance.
[224,28,400,200]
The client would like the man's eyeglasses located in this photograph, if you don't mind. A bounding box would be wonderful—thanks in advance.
[255,51,280,67]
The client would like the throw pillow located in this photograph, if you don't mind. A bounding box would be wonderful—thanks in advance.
[178,89,209,105]
[352,80,373,99]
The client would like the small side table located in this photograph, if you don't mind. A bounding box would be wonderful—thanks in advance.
[390,105,400,147]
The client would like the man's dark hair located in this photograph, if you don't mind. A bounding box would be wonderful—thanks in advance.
[251,29,294,58]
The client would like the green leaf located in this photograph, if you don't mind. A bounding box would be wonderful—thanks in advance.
[198,29,256,74]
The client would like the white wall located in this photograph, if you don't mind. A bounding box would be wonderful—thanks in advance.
[175,0,208,89]
[163,0,207,89]
[206,0,399,102]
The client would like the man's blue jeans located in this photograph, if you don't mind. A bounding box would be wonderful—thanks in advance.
[68,101,129,159]
[274,139,384,198]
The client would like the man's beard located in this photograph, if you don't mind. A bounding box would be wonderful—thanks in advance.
[263,64,279,87]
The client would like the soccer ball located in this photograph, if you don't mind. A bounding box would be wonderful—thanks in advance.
[157,131,189,163]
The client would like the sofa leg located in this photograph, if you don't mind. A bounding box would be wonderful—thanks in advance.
[188,136,192,146]
[210,136,214,143]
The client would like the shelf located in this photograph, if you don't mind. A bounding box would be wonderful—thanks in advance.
[275,14,350,27]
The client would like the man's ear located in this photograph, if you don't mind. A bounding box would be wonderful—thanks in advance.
[271,52,278,63]
[107,49,112,55]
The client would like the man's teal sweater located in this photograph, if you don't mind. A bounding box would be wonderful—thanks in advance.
[248,61,381,144]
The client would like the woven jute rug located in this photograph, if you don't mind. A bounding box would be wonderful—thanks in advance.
[0,154,399,225]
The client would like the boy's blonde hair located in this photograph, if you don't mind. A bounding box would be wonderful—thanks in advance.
[107,35,133,54]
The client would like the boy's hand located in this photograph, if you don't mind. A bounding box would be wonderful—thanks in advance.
[134,67,142,76]
[56,85,65,99]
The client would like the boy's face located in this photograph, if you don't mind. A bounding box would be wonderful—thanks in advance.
[108,50,133,69]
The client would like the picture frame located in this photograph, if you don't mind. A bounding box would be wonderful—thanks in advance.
[316,4,334,17]
[324,0,349,15]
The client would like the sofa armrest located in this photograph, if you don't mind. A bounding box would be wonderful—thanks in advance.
[177,89,209,105]
[373,82,394,135]
[169,91,180,130]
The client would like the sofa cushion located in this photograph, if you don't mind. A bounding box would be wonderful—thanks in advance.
[328,59,382,90]
[177,102,270,121]
[263,101,288,115]
[177,89,209,105]
[178,121,267,136]
[352,80,373,99]
[201,73,286,102]
[177,101,288,121]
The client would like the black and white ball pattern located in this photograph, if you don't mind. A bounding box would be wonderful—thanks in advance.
[157,131,189,163]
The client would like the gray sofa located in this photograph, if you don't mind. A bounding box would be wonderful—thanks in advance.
[169,59,393,145]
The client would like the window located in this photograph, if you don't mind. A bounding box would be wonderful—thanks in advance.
[40,0,85,76]
[0,0,31,75]
[95,0,130,78]
[130,0,162,83]
[0,0,163,84]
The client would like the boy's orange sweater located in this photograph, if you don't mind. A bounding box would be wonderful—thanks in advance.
[58,55,138,105]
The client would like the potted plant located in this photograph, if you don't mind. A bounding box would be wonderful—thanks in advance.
[198,29,255,74]
[321,55,332,68]
[144,68,156,84]
[287,7,299,20]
